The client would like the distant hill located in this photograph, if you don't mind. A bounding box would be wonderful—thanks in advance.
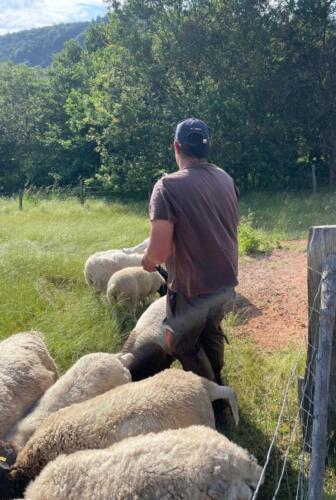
[0,21,96,67]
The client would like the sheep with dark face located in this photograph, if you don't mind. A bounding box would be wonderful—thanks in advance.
[5,352,133,448]
[0,369,238,499]
[24,426,261,500]
[122,296,174,380]
[0,332,58,440]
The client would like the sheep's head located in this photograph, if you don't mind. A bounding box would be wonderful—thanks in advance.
[0,461,39,499]
[0,440,18,467]
[127,342,173,381]
[0,440,34,499]
[0,463,26,499]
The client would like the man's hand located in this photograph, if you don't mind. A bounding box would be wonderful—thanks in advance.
[141,219,174,272]
[141,253,157,272]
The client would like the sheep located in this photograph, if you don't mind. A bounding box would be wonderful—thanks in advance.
[106,267,166,314]
[84,250,143,292]
[24,425,261,500]
[122,295,174,380]
[122,238,149,254]
[1,368,239,498]
[5,352,134,449]
[0,332,58,440]
[84,238,149,292]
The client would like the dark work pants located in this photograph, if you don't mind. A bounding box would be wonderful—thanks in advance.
[162,287,235,381]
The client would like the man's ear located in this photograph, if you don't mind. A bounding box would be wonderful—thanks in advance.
[174,141,181,155]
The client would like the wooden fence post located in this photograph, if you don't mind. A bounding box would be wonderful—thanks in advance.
[311,165,317,195]
[308,255,336,500]
[18,188,24,210]
[302,226,336,444]
[79,178,85,205]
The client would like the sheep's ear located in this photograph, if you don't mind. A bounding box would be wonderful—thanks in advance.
[119,353,135,368]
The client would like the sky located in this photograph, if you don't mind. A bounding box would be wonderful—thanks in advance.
[0,0,108,36]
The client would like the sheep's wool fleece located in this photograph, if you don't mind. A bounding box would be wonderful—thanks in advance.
[124,296,166,349]
[107,267,165,306]
[122,297,173,381]
[84,250,143,291]
[6,352,132,447]
[0,332,58,438]
[13,369,217,479]
[25,426,262,500]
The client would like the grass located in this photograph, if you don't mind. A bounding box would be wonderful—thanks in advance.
[240,188,336,240]
[1,190,336,498]
[0,196,149,370]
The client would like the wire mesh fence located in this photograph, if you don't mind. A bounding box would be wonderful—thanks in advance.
[3,183,150,210]
[252,253,336,499]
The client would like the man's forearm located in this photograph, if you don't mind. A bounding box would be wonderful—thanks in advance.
[145,245,170,266]
[141,250,158,272]
[141,219,174,272]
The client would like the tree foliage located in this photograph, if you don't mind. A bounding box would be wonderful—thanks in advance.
[0,1,336,195]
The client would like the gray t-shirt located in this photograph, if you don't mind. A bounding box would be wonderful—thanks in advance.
[149,162,239,297]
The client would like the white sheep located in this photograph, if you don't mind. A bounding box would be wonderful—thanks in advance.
[106,267,166,314]
[122,296,173,380]
[0,332,58,439]
[3,369,238,498]
[84,250,143,292]
[83,238,149,292]
[5,352,134,448]
[24,425,262,500]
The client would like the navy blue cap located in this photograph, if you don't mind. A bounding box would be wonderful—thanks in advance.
[175,118,209,146]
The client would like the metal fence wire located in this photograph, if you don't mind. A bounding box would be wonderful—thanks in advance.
[252,261,335,500]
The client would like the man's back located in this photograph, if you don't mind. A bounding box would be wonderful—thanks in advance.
[150,162,239,296]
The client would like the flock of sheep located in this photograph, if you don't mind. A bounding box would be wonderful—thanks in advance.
[0,239,263,499]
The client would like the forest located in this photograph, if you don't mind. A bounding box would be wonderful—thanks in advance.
[0,22,92,67]
[0,0,335,197]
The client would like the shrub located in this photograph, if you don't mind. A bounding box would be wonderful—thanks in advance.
[239,212,280,255]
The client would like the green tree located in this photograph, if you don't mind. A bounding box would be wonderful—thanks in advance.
[0,63,51,192]
[272,0,336,187]
[45,40,100,185]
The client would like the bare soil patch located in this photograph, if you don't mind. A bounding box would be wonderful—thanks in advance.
[235,241,307,350]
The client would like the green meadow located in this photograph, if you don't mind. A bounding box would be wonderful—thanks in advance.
[0,191,335,498]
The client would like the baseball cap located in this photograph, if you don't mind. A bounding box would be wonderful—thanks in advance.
[174,118,209,146]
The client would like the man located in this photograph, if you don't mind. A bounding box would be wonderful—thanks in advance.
[142,118,239,386]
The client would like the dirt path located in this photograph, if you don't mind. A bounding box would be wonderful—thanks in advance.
[234,241,307,350]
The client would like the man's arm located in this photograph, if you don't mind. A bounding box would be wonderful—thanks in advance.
[142,219,174,272]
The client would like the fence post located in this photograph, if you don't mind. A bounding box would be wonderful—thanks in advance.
[308,255,336,499]
[311,165,317,194]
[18,188,24,210]
[79,178,85,205]
[302,227,336,450]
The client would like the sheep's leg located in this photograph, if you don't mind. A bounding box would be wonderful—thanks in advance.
[207,382,239,426]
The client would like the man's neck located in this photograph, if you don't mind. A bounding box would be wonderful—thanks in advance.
[179,157,208,170]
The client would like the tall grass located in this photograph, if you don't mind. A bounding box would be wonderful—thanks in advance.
[240,189,336,240]
[0,197,149,370]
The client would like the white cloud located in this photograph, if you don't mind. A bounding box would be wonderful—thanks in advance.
[0,0,107,35]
